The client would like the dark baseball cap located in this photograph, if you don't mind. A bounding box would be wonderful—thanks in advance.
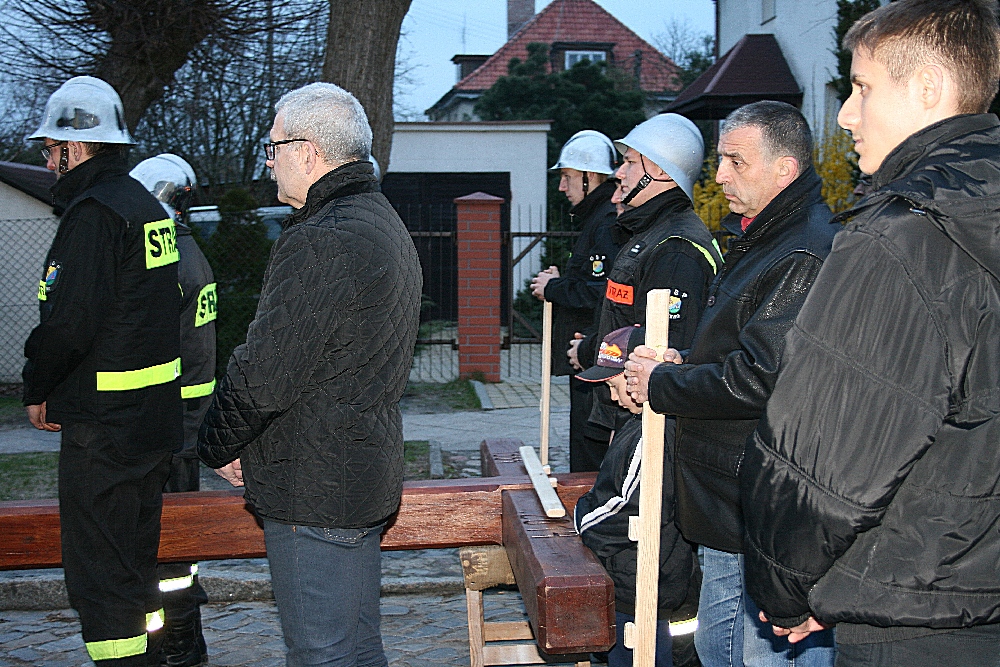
[576,324,645,382]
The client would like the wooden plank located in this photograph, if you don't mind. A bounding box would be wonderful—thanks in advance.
[502,489,615,655]
[0,474,596,570]
[540,299,553,466]
[519,446,566,518]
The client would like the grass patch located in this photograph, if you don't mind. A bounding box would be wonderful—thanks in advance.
[403,440,463,480]
[0,397,27,427]
[0,452,59,501]
[401,378,481,413]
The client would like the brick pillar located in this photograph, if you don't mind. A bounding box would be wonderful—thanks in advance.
[455,192,504,382]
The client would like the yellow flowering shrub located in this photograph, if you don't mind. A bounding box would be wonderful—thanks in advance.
[814,123,858,214]
[693,152,730,233]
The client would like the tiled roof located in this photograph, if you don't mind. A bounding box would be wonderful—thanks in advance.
[453,0,680,94]
[0,160,55,204]
[665,34,802,119]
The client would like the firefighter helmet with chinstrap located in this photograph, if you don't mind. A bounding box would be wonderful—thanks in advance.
[614,113,704,201]
[550,130,617,175]
[29,76,135,145]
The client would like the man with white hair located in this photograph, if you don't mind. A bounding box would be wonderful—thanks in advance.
[199,83,422,667]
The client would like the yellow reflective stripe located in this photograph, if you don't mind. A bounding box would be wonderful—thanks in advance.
[159,574,194,592]
[143,219,179,269]
[86,634,147,661]
[96,358,181,392]
[664,236,720,275]
[38,280,47,301]
[190,563,199,575]
[146,608,164,632]
[181,378,216,399]
[195,282,218,327]
[669,616,698,636]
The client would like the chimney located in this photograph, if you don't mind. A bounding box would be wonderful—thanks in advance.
[507,0,535,40]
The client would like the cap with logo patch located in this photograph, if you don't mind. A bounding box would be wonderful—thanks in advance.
[576,324,645,382]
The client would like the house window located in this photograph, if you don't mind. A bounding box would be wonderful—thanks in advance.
[762,0,776,23]
[565,50,606,69]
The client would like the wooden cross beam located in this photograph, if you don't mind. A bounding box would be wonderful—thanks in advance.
[0,473,596,570]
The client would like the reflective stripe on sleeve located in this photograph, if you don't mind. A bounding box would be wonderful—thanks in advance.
[181,378,216,399]
[96,357,181,391]
[159,573,194,592]
[669,616,698,636]
[664,236,720,274]
[86,634,147,661]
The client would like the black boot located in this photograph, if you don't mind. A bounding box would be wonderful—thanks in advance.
[160,575,208,667]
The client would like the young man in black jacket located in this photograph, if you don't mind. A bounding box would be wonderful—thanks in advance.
[531,130,621,472]
[624,102,839,667]
[199,83,421,667]
[736,2,1000,665]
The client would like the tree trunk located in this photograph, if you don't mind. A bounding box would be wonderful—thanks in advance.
[323,0,411,171]
[87,1,220,131]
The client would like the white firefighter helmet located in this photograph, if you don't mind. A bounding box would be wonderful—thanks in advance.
[614,114,704,201]
[369,154,382,182]
[29,76,135,145]
[130,154,197,221]
[550,130,616,175]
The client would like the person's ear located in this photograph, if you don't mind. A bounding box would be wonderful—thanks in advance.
[775,156,799,189]
[916,63,945,110]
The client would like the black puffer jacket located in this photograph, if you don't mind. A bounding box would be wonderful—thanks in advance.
[199,162,422,529]
[545,179,620,376]
[647,167,837,553]
[741,115,1000,636]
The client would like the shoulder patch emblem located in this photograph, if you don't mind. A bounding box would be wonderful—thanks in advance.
[628,241,646,257]
[40,261,61,300]
[144,219,179,269]
[668,289,689,319]
[590,254,606,277]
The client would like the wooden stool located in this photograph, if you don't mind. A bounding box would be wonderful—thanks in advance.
[460,545,590,667]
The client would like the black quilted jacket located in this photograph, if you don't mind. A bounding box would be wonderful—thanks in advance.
[647,167,838,553]
[198,161,422,528]
[741,114,1000,635]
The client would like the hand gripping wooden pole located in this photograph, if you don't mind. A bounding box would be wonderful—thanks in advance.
[540,300,553,467]
[623,289,670,667]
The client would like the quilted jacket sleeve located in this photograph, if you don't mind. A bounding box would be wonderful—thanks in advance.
[198,225,351,468]
[647,251,826,420]
[739,223,950,626]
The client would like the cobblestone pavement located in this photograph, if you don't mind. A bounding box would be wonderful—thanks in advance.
[0,588,596,667]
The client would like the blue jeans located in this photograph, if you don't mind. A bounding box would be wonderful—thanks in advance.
[609,611,673,667]
[263,520,386,667]
[694,547,835,667]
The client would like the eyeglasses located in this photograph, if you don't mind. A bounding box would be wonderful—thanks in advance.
[263,138,308,161]
[41,141,66,161]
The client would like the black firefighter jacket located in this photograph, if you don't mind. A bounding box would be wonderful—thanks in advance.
[544,179,621,376]
[588,187,723,431]
[22,152,182,454]
[741,114,1000,636]
[647,166,837,553]
[177,221,217,452]
[198,162,422,529]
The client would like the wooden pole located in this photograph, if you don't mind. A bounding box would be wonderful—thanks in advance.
[624,289,670,667]
[540,300,553,467]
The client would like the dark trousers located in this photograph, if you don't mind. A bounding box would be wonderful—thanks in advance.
[608,611,673,667]
[570,376,613,472]
[263,520,387,667]
[159,455,208,663]
[837,624,1000,667]
[59,422,172,665]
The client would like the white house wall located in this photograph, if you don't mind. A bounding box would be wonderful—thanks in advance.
[0,184,58,382]
[389,121,551,294]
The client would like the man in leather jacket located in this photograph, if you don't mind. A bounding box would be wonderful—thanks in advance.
[738,2,1000,665]
[624,101,839,667]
